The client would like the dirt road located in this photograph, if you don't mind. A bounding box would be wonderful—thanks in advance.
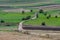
[0,31,53,40]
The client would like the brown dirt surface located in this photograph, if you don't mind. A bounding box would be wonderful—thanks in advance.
[0,31,54,40]
[0,30,60,40]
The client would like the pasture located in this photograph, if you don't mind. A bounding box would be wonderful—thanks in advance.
[0,9,60,26]
[24,9,60,26]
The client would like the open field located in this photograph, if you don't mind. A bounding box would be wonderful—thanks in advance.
[0,0,60,40]
[0,30,60,40]
[0,31,55,40]
[0,12,34,23]
[0,8,60,26]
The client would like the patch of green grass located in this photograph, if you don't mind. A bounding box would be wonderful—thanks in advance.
[24,10,60,26]
[0,9,60,26]
[0,12,34,23]
[24,13,60,26]
[0,26,17,32]
[0,24,19,31]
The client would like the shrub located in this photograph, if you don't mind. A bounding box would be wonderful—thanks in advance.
[6,24,10,26]
[22,10,24,14]
[46,16,50,19]
[22,16,31,20]
[39,9,44,13]
[0,20,5,23]
[46,14,51,19]
[44,13,47,16]
[48,14,51,17]
[26,16,31,19]
[41,22,46,26]
[30,9,33,12]
[22,18,25,20]
[55,16,58,18]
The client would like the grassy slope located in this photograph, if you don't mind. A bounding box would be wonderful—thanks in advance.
[24,10,60,26]
[0,9,60,26]
[0,0,60,26]
[0,12,34,23]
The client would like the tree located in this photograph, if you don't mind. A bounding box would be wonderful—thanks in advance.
[22,16,31,20]
[0,20,5,23]
[6,24,10,26]
[55,16,58,18]
[30,9,33,12]
[48,14,51,17]
[44,13,47,16]
[46,16,50,19]
[22,10,25,14]
[39,9,44,13]
[41,22,46,26]
[46,14,51,19]
[44,12,47,16]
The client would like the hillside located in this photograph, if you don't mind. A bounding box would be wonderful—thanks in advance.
[0,0,60,4]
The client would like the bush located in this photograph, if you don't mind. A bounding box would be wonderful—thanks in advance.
[30,9,33,12]
[46,16,50,19]
[22,18,25,20]
[22,16,31,20]
[41,22,46,26]
[26,16,31,19]
[48,14,51,17]
[44,13,47,16]
[0,20,5,23]
[22,11,25,14]
[46,14,51,19]
[55,16,58,18]
[39,9,44,13]
[6,24,10,26]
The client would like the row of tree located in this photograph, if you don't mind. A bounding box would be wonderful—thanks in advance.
[22,9,44,14]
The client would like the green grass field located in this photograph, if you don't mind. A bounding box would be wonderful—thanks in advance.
[0,12,34,23]
[0,9,60,26]
[0,0,60,27]
[25,9,60,26]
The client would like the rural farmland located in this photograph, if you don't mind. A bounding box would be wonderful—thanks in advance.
[0,0,60,40]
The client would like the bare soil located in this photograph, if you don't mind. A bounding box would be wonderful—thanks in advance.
[0,30,60,40]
